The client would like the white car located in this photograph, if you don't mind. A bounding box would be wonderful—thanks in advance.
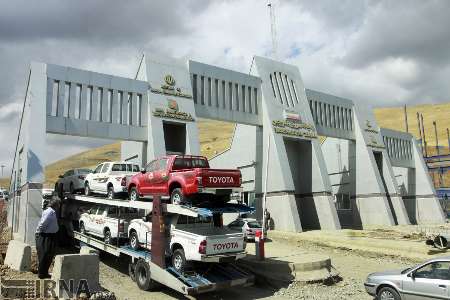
[84,162,140,199]
[228,218,263,241]
[128,214,247,273]
[79,205,141,244]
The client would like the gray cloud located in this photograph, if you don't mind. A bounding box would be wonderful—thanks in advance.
[342,1,450,68]
[0,0,449,178]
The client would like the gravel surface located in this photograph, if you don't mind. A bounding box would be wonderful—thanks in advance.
[96,237,415,300]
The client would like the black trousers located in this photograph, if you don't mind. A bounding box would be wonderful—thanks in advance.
[35,233,57,277]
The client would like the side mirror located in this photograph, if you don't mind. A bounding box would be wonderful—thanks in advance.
[140,168,146,174]
[142,216,147,222]
[408,272,415,279]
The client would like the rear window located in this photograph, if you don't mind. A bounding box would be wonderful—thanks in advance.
[127,164,140,172]
[112,164,126,172]
[177,215,212,224]
[172,157,209,170]
[78,169,91,174]
[247,221,262,228]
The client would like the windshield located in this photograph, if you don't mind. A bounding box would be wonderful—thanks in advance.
[248,221,262,228]
[172,157,209,170]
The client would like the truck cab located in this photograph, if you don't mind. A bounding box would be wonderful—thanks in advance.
[84,162,140,199]
[79,205,141,244]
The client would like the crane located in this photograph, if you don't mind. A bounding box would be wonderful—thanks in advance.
[267,1,278,60]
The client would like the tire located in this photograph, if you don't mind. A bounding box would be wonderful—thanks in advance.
[107,185,115,200]
[129,187,139,201]
[171,248,187,273]
[69,182,75,194]
[128,263,136,282]
[84,183,91,196]
[80,222,86,234]
[135,259,157,291]
[170,188,186,205]
[104,229,112,244]
[129,231,140,250]
[377,286,400,300]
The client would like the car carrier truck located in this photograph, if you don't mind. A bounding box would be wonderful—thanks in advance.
[66,194,255,296]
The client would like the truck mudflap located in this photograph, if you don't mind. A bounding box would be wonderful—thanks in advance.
[167,264,255,295]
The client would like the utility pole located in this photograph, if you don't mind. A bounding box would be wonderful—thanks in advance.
[404,105,409,132]
[267,1,278,60]
[416,112,423,155]
[0,165,4,178]
[421,114,428,157]
[433,121,440,157]
[447,128,450,154]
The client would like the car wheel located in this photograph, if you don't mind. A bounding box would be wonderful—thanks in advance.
[377,286,400,300]
[135,259,157,291]
[129,187,139,201]
[170,188,186,205]
[80,222,86,234]
[171,248,187,273]
[84,183,91,196]
[69,182,75,194]
[104,229,112,244]
[128,262,136,282]
[130,231,140,250]
[107,186,115,200]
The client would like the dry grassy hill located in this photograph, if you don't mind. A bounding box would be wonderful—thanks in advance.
[375,103,450,152]
[0,178,8,189]
[3,102,449,189]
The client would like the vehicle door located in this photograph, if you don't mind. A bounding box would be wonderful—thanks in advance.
[138,214,152,246]
[92,206,108,235]
[97,163,111,193]
[84,206,99,232]
[141,160,158,195]
[403,261,450,300]
[90,164,103,191]
[152,158,170,194]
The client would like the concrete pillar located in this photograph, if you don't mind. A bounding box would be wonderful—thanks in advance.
[353,107,395,227]
[411,140,446,224]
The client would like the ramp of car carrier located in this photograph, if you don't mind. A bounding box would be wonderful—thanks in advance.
[73,232,254,295]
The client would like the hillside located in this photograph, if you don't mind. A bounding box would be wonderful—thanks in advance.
[4,101,449,188]
[375,102,450,151]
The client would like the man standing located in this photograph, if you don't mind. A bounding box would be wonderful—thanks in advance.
[35,198,60,279]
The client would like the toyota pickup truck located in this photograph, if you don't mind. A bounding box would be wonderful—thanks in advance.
[128,214,246,272]
[84,161,140,199]
[127,155,242,204]
[79,205,142,244]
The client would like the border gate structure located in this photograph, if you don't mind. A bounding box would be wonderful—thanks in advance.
[8,53,445,245]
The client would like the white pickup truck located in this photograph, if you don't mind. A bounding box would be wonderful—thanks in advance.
[128,214,246,272]
[84,162,140,199]
[79,205,142,244]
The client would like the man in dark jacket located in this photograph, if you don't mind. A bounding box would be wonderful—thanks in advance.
[35,198,60,279]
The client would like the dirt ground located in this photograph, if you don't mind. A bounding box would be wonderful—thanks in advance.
[3,223,448,299]
[95,236,416,300]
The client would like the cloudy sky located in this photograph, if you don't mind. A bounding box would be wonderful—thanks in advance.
[0,0,449,176]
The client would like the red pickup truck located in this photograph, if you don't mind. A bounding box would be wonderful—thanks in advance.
[127,155,242,204]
